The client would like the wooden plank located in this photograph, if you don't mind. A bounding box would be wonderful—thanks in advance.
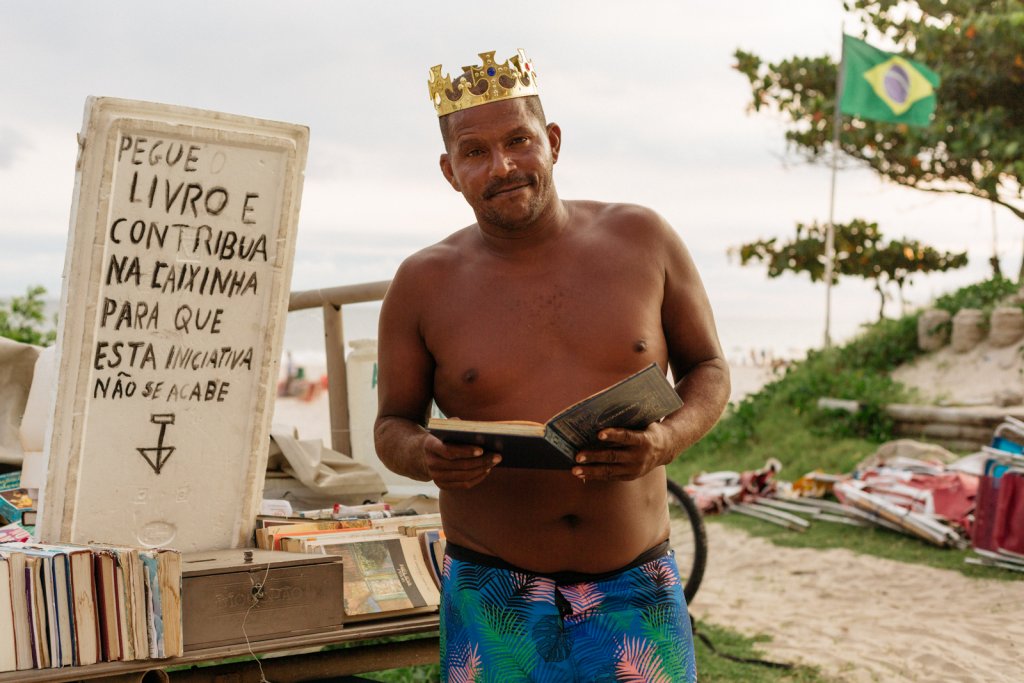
[885,403,1024,426]
[288,281,391,312]
[0,615,439,682]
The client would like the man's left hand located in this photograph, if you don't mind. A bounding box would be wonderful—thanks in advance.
[571,422,675,481]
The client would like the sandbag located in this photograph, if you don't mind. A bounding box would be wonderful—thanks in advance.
[917,308,950,352]
[0,338,41,465]
[989,306,1024,347]
[951,308,985,353]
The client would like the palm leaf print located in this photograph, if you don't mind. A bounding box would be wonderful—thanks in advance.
[512,571,555,604]
[639,604,690,680]
[531,613,574,663]
[614,636,670,683]
[559,582,604,615]
[641,559,679,589]
[447,642,481,683]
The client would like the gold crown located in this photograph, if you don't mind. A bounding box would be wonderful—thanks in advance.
[428,49,539,117]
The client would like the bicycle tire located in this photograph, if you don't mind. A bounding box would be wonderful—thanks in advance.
[666,477,708,604]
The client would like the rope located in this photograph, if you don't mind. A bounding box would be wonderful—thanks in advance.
[241,561,274,683]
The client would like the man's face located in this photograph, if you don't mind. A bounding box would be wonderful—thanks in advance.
[439,98,561,232]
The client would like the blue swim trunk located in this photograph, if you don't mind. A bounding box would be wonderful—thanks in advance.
[440,541,697,682]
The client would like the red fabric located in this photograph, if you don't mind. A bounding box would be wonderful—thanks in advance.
[858,470,977,527]
[927,473,978,526]
[972,474,999,551]
[993,472,1024,555]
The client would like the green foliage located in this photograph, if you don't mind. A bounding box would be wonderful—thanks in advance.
[368,663,442,682]
[932,274,1018,313]
[733,219,968,321]
[670,277,1016,485]
[692,621,829,682]
[0,285,56,346]
[734,0,1024,222]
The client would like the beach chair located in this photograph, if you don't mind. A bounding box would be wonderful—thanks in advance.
[971,418,1024,566]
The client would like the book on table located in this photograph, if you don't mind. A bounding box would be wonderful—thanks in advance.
[4,542,99,667]
[311,530,442,622]
[428,363,683,469]
[0,555,16,672]
[0,542,182,671]
[0,472,37,530]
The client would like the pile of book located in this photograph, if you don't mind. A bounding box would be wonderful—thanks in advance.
[0,542,182,673]
[255,509,446,622]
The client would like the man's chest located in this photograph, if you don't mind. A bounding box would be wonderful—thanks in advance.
[422,265,668,420]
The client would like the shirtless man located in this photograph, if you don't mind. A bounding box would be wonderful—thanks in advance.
[375,50,729,682]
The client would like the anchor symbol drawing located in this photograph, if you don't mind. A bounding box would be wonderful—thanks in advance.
[137,413,176,475]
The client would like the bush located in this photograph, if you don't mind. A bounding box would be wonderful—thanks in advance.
[0,285,56,346]
[674,278,1016,482]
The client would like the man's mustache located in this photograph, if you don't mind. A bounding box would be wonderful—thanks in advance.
[483,174,534,199]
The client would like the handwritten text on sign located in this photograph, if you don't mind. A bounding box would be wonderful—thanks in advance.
[92,133,277,409]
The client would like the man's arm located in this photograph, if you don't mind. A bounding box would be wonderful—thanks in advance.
[374,257,501,488]
[574,208,730,480]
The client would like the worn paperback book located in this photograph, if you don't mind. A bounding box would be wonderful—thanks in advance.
[428,363,683,469]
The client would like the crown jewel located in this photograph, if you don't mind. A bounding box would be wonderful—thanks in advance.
[428,49,539,117]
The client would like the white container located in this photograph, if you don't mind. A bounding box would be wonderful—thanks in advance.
[345,339,439,498]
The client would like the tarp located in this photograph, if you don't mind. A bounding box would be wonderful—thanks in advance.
[0,338,41,465]
[266,426,387,508]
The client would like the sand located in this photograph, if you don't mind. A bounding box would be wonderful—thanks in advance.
[684,344,1024,681]
[684,523,1024,682]
[892,338,1024,406]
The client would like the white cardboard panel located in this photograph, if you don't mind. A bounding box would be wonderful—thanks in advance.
[42,98,308,552]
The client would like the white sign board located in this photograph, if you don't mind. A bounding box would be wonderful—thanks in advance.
[42,98,308,552]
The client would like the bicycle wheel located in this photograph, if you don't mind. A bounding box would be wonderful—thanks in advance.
[666,477,707,604]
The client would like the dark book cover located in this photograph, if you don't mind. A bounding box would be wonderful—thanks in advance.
[429,364,682,469]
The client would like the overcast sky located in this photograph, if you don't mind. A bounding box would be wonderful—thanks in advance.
[0,1,1003,358]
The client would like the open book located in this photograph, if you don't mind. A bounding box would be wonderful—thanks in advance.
[428,364,683,469]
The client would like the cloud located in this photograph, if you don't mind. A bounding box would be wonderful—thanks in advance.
[0,127,30,169]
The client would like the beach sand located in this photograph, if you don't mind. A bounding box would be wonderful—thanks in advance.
[683,344,1024,681]
[892,338,1024,405]
[685,523,1023,683]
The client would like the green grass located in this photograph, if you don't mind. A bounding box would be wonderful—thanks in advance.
[713,514,1024,582]
[692,620,830,682]
[362,621,830,682]
[669,399,881,484]
[366,662,441,682]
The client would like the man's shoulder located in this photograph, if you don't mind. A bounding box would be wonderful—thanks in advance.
[407,226,475,263]
[575,200,676,240]
[391,225,476,284]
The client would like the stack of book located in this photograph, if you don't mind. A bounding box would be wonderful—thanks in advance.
[257,512,446,622]
[0,542,182,672]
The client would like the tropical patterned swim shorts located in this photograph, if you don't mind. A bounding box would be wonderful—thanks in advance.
[440,542,697,682]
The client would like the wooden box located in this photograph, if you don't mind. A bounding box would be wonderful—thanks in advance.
[182,549,344,651]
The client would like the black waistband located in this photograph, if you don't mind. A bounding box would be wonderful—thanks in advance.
[445,539,671,585]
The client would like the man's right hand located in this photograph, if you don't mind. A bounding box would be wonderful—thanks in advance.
[422,433,501,489]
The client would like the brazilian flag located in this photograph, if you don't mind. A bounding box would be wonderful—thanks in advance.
[839,35,940,126]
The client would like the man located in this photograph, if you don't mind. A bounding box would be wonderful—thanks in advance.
[375,50,729,682]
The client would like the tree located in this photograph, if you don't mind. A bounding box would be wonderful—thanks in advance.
[0,285,56,346]
[732,219,969,320]
[733,1,1024,271]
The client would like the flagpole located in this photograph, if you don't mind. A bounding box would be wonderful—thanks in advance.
[824,29,846,349]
